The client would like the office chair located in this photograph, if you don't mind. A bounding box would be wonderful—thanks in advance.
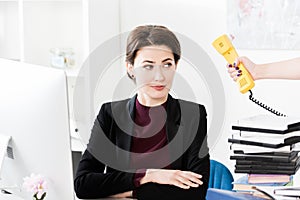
[208,159,234,190]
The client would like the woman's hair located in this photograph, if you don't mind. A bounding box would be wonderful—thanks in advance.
[126,25,181,79]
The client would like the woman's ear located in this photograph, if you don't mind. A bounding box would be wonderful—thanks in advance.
[126,62,135,79]
[175,60,179,70]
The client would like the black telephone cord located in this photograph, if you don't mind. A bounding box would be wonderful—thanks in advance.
[248,90,286,117]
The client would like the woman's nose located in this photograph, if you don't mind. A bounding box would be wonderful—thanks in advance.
[153,66,165,81]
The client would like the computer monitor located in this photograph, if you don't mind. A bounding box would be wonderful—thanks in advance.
[0,58,74,199]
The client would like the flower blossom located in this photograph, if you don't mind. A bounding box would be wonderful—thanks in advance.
[23,173,47,200]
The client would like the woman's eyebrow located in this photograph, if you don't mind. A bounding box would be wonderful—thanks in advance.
[162,58,173,62]
[142,58,173,64]
[142,60,155,64]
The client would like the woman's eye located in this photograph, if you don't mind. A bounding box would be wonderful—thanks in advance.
[163,63,173,68]
[143,65,154,70]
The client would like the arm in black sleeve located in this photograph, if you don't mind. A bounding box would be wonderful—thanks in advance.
[136,104,210,200]
[74,103,135,199]
[182,104,210,198]
[74,150,135,199]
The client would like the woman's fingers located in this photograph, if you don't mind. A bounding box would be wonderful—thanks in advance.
[233,76,239,81]
[147,169,204,190]
[231,70,239,78]
[109,191,132,198]
[173,179,191,189]
[176,176,199,188]
[183,172,203,185]
[227,62,242,81]
[227,67,236,73]
[174,171,203,188]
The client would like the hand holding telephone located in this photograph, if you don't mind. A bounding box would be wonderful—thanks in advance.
[212,34,255,94]
[212,34,286,117]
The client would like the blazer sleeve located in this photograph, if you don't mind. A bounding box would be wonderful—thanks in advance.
[136,104,210,200]
[74,104,135,199]
[181,104,210,199]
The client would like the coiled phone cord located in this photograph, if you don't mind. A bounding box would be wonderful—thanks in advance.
[249,90,286,117]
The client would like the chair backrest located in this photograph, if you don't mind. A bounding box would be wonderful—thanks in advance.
[208,160,233,190]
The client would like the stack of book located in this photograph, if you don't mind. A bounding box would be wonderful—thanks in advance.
[229,115,300,176]
[233,174,292,193]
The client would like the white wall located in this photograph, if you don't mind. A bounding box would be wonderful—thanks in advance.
[22,1,84,67]
[0,1,20,61]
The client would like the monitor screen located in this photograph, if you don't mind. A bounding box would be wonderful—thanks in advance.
[0,58,74,199]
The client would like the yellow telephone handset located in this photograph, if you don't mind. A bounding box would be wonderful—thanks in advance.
[212,34,286,117]
[212,34,255,94]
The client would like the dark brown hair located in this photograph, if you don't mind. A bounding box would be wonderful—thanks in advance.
[126,25,181,79]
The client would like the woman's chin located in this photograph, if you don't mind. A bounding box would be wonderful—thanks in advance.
[149,92,168,101]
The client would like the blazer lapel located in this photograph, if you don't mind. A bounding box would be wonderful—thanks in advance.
[166,95,183,169]
[115,95,136,151]
[114,95,136,168]
[126,94,136,150]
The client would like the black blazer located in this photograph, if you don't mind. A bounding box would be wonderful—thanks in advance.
[74,94,210,200]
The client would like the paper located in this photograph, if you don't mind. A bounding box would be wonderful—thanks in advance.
[274,187,300,196]
[234,114,300,131]
[0,134,12,178]
[232,130,300,141]
[255,186,300,200]
[230,143,292,153]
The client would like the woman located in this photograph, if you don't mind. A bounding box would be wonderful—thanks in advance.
[74,25,210,200]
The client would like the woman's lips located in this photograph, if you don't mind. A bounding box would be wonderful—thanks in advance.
[151,85,165,91]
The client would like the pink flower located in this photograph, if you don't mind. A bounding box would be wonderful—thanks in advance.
[23,173,47,200]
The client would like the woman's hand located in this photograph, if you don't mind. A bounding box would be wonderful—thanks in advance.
[140,169,203,189]
[108,191,133,198]
[227,56,257,81]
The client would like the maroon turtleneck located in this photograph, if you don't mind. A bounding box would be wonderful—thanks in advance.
[131,98,170,195]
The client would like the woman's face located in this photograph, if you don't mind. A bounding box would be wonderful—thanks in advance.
[127,45,177,105]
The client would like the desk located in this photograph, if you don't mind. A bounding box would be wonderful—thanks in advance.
[80,198,135,200]
[206,188,265,200]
